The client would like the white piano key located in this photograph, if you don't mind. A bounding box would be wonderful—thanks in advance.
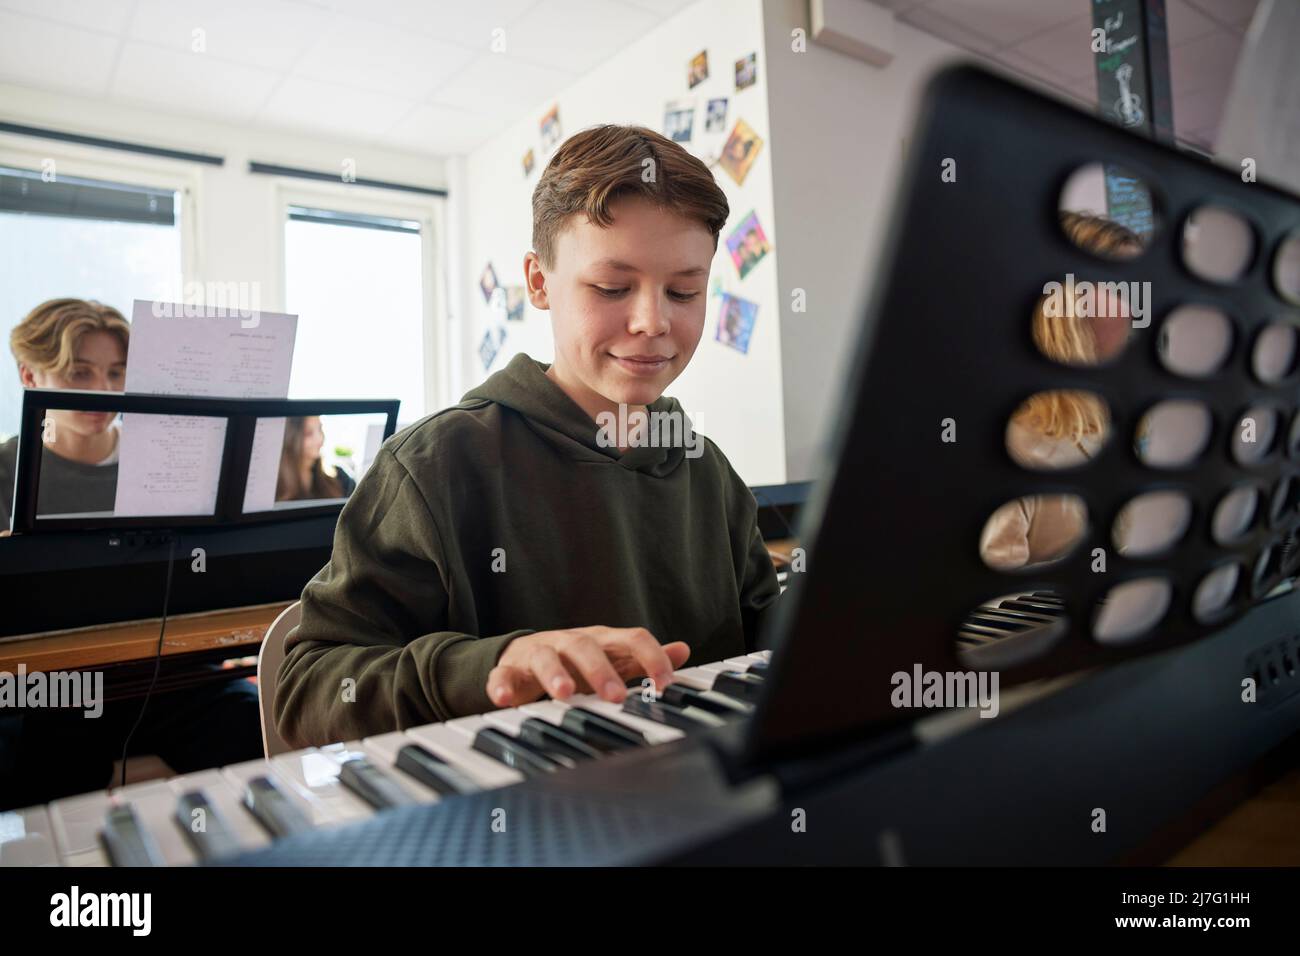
[723,657,760,670]
[404,722,524,789]
[747,652,770,662]
[481,709,528,734]
[0,805,60,866]
[221,758,334,830]
[517,701,570,724]
[267,748,376,825]
[109,781,197,867]
[167,770,270,853]
[443,714,490,740]
[48,790,112,867]
[670,666,719,690]
[569,695,686,745]
[327,737,441,804]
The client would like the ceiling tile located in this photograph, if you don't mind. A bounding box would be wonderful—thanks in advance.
[129,0,331,68]
[257,75,418,141]
[383,101,509,154]
[0,0,135,35]
[1186,0,1260,30]
[505,0,659,72]
[0,10,120,97]
[327,0,537,51]
[897,4,999,54]
[920,0,1083,48]
[1012,15,1095,83]
[617,0,697,16]
[293,15,476,99]
[427,52,574,117]
[1165,0,1220,45]
[110,39,283,123]
[1168,28,1242,97]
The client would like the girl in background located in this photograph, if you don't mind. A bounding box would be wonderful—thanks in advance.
[276,415,356,501]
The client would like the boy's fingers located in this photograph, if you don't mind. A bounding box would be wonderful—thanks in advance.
[527,643,574,699]
[662,641,691,669]
[558,633,625,702]
[487,664,542,708]
[613,628,677,690]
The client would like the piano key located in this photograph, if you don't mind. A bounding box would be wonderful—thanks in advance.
[668,666,723,691]
[100,804,165,868]
[174,790,245,862]
[166,770,270,853]
[267,749,376,824]
[48,791,113,867]
[471,726,567,775]
[241,774,316,839]
[337,756,417,810]
[549,704,651,751]
[222,760,325,830]
[571,695,686,745]
[622,694,727,731]
[518,717,602,762]
[356,733,452,801]
[660,682,753,716]
[108,781,198,866]
[404,723,525,789]
[0,806,60,867]
[712,670,766,703]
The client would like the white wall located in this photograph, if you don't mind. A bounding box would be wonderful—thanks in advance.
[0,82,458,410]
[762,0,976,483]
[458,0,788,487]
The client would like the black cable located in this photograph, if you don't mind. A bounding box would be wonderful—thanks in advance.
[119,534,177,789]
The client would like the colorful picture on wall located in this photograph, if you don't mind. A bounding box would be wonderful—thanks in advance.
[540,103,562,155]
[688,50,709,88]
[716,293,758,354]
[479,262,499,304]
[718,118,763,186]
[664,99,695,143]
[704,97,729,133]
[725,211,772,279]
[479,328,502,370]
[522,148,535,176]
[735,52,757,91]
[505,286,526,322]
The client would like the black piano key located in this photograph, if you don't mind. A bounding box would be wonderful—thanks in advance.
[661,682,753,716]
[100,804,165,867]
[394,744,481,796]
[244,775,314,839]
[518,717,602,762]
[560,706,650,751]
[712,670,765,704]
[472,727,565,776]
[965,613,1033,632]
[622,694,727,731]
[175,790,243,862]
[745,659,769,673]
[338,757,416,810]
[999,599,1063,614]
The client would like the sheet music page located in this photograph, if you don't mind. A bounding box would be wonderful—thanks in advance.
[113,301,298,517]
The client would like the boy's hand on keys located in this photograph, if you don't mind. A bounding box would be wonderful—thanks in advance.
[487,627,690,709]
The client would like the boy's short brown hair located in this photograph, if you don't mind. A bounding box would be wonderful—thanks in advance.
[10,298,129,376]
[531,125,730,268]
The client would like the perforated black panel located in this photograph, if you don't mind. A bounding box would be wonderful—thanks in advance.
[748,64,1300,759]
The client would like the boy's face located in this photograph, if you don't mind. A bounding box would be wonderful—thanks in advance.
[525,195,714,414]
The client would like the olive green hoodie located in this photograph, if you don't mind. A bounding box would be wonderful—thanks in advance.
[276,353,781,747]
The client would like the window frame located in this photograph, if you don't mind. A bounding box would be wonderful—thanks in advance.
[0,135,201,289]
[273,180,448,418]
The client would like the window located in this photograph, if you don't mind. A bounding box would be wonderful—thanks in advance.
[283,204,430,442]
[0,164,185,436]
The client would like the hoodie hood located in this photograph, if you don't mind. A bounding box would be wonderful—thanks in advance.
[462,353,698,477]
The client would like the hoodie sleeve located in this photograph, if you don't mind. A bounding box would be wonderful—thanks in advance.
[275,447,531,748]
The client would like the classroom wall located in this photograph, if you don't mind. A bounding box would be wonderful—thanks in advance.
[761,0,975,483]
[458,0,787,487]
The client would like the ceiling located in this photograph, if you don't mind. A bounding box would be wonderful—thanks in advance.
[0,0,695,155]
[0,0,1261,157]
[872,0,1260,151]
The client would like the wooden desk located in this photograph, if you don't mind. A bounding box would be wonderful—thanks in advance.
[0,602,291,701]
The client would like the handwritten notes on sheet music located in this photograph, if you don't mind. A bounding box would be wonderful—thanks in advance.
[113,301,298,517]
